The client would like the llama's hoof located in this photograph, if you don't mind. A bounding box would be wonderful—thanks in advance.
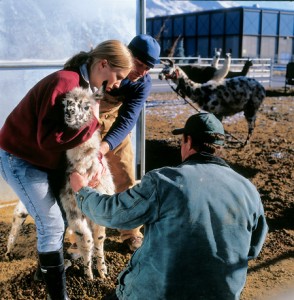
[4,252,13,261]
[242,140,250,147]
[123,236,143,252]
[98,266,108,279]
[67,243,81,260]
[64,259,72,271]
[85,269,94,281]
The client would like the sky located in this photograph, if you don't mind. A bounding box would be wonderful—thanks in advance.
[146,1,294,18]
[233,1,294,10]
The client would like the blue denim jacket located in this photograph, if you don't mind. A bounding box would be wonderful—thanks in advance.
[75,153,268,300]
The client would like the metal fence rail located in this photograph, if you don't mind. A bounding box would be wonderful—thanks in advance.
[0,57,281,91]
[150,57,273,86]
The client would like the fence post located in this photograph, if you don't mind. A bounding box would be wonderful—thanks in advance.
[269,58,273,88]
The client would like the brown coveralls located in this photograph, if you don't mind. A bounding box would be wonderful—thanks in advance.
[99,94,143,242]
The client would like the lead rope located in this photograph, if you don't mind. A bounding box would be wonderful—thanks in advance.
[165,79,201,113]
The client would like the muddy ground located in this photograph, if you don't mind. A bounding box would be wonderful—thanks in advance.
[0,87,293,300]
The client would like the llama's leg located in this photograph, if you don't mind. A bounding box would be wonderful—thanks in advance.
[5,201,28,260]
[244,103,257,145]
[244,121,255,145]
[66,227,81,260]
[91,222,107,278]
[61,186,95,279]
[67,216,94,279]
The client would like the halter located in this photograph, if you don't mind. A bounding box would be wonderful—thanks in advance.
[163,73,201,113]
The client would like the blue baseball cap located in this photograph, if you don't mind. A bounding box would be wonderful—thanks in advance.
[128,34,161,68]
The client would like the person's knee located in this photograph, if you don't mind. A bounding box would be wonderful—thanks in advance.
[37,217,65,252]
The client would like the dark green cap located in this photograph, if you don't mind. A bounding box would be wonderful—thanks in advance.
[172,112,225,145]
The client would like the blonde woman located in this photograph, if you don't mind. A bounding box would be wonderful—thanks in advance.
[0,40,133,300]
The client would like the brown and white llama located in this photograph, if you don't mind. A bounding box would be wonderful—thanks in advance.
[5,201,78,261]
[4,200,29,261]
[159,60,266,145]
[5,87,114,280]
[162,52,231,84]
[225,59,253,79]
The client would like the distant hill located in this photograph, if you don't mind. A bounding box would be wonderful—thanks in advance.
[146,0,294,18]
[146,0,239,17]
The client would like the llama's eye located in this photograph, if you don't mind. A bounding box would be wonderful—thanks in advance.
[84,106,90,111]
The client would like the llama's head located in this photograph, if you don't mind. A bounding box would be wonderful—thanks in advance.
[158,59,187,84]
[158,59,175,80]
[245,60,253,68]
[62,86,104,129]
[214,48,222,58]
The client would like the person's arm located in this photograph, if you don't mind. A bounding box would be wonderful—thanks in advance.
[99,141,110,156]
[102,76,152,151]
[247,200,268,259]
[70,171,159,229]
[37,72,100,151]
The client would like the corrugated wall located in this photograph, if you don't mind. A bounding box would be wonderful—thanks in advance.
[147,6,294,62]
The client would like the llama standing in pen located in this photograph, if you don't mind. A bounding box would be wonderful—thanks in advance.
[159,60,266,145]
[172,51,231,84]
[5,86,115,280]
[225,59,253,78]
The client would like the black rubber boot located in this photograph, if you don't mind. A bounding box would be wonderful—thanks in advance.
[33,263,43,282]
[38,248,70,300]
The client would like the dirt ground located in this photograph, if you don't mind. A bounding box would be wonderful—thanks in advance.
[0,87,293,300]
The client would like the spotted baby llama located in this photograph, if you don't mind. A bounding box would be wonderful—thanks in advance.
[160,52,231,84]
[159,62,266,145]
[5,200,77,263]
[4,200,29,261]
[59,86,115,279]
[5,87,115,280]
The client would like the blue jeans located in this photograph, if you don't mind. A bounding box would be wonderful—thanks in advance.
[0,149,65,252]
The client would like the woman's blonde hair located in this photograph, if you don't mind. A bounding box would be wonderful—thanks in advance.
[64,40,133,70]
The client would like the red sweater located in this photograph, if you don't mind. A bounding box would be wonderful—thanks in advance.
[0,70,99,170]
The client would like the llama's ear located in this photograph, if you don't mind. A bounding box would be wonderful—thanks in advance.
[175,69,180,78]
[161,59,174,67]
[167,58,174,66]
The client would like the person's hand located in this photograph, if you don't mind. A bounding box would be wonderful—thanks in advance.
[70,172,88,193]
[99,141,110,156]
[86,152,107,188]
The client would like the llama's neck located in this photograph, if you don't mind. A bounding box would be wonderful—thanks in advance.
[211,56,220,69]
[211,49,221,68]
[177,73,201,99]
[176,66,189,80]
[212,53,231,81]
[241,62,252,76]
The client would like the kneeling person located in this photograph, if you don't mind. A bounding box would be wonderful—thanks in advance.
[70,112,268,300]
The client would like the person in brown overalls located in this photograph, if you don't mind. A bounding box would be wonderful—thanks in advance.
[98,34,160,251]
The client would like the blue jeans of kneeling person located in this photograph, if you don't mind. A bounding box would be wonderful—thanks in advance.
[0,149,65,252]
